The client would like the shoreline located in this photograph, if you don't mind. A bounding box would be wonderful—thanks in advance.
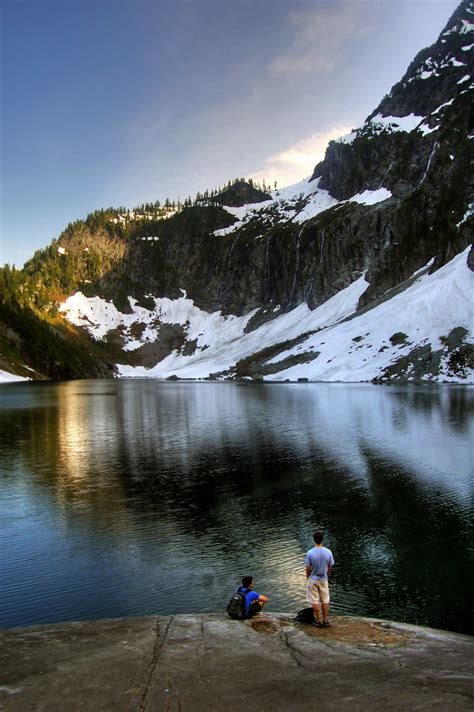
[2,375,474,385]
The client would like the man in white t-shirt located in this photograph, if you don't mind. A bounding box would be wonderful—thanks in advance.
[304,530,335,628]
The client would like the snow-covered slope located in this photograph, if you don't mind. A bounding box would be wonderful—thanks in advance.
[264,247,473,383]
[0,369,29,383]
[212,177,393,238]
[60,247,473,383]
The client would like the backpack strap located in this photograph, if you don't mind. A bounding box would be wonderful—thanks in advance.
[239,588,254,618]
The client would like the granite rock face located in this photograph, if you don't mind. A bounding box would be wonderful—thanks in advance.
[0,613,473,711]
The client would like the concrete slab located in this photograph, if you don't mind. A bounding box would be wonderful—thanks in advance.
[0,614,473,711]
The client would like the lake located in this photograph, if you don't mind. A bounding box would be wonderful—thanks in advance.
[0,380,473,634]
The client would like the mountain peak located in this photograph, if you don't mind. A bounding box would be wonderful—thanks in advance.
[371,0,473,120]
[212,179,272,208]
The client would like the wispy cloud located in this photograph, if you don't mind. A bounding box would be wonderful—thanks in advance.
[249,124,353,188]
[269,2,378,77]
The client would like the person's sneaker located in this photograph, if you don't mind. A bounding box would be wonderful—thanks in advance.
[311,621,322,628]
[323,620,331,627]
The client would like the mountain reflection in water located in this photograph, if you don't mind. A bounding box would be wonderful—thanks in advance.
[0,380,472,634]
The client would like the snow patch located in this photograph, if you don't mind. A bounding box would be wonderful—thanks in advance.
[334,131,357,145]
[419,69,437,80]
[456,203,474,228]
[345,188,392,206]
[270,177,316,202]
[418,123,439,136]
[293,180,339,222]
[213,178,340,234]
[0,369,29,383]
[214,200,273,236]
[412,257,435,278]
[213,224,240,237]
[460,20,474,34]
[365,113,424,135]
[431,99,454,115]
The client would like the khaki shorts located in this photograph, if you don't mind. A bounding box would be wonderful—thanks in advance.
[306,578,330,605]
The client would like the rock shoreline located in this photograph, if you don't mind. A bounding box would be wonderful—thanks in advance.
[0,613,473,711]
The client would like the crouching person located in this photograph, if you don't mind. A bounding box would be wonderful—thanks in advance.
[239,576,268,618]
[227,575,269,619]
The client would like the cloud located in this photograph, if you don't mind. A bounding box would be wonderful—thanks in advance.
[249,124,353,188]
[269,1,378,77]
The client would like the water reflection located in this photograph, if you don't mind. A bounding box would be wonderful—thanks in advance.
[0,380,472,633]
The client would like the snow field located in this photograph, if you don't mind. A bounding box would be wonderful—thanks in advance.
[214,176,393,240]
[264,247,473,383]
[60,274,369,380]
[60,293,259,356]
[60,248,473,383]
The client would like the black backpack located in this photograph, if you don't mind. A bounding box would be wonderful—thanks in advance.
[226,587,249,620]
[294,607,315,624]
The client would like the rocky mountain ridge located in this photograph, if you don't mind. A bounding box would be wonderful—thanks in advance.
[1,0,473,383]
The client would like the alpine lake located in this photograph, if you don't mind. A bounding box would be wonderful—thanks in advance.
[1,379,473,635]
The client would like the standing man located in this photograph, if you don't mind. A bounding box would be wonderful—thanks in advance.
[305,530,335,628]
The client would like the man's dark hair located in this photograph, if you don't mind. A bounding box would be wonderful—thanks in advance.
[313,530,324,544]
[242,575,253,588]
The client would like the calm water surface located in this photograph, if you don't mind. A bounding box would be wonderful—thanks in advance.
[0,380,473,634]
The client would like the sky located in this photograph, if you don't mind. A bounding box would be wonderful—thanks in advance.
[1,0,461,267]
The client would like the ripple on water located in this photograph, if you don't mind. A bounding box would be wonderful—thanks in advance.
[0,381,473,634]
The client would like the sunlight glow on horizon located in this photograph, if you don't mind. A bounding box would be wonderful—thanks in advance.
[249,124,354,189]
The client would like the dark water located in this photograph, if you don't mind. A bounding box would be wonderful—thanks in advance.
[0,380,473,634]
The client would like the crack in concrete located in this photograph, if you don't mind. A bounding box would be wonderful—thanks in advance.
[195,621,211,690]
[279,630,316,670]
[137,616,173,712]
